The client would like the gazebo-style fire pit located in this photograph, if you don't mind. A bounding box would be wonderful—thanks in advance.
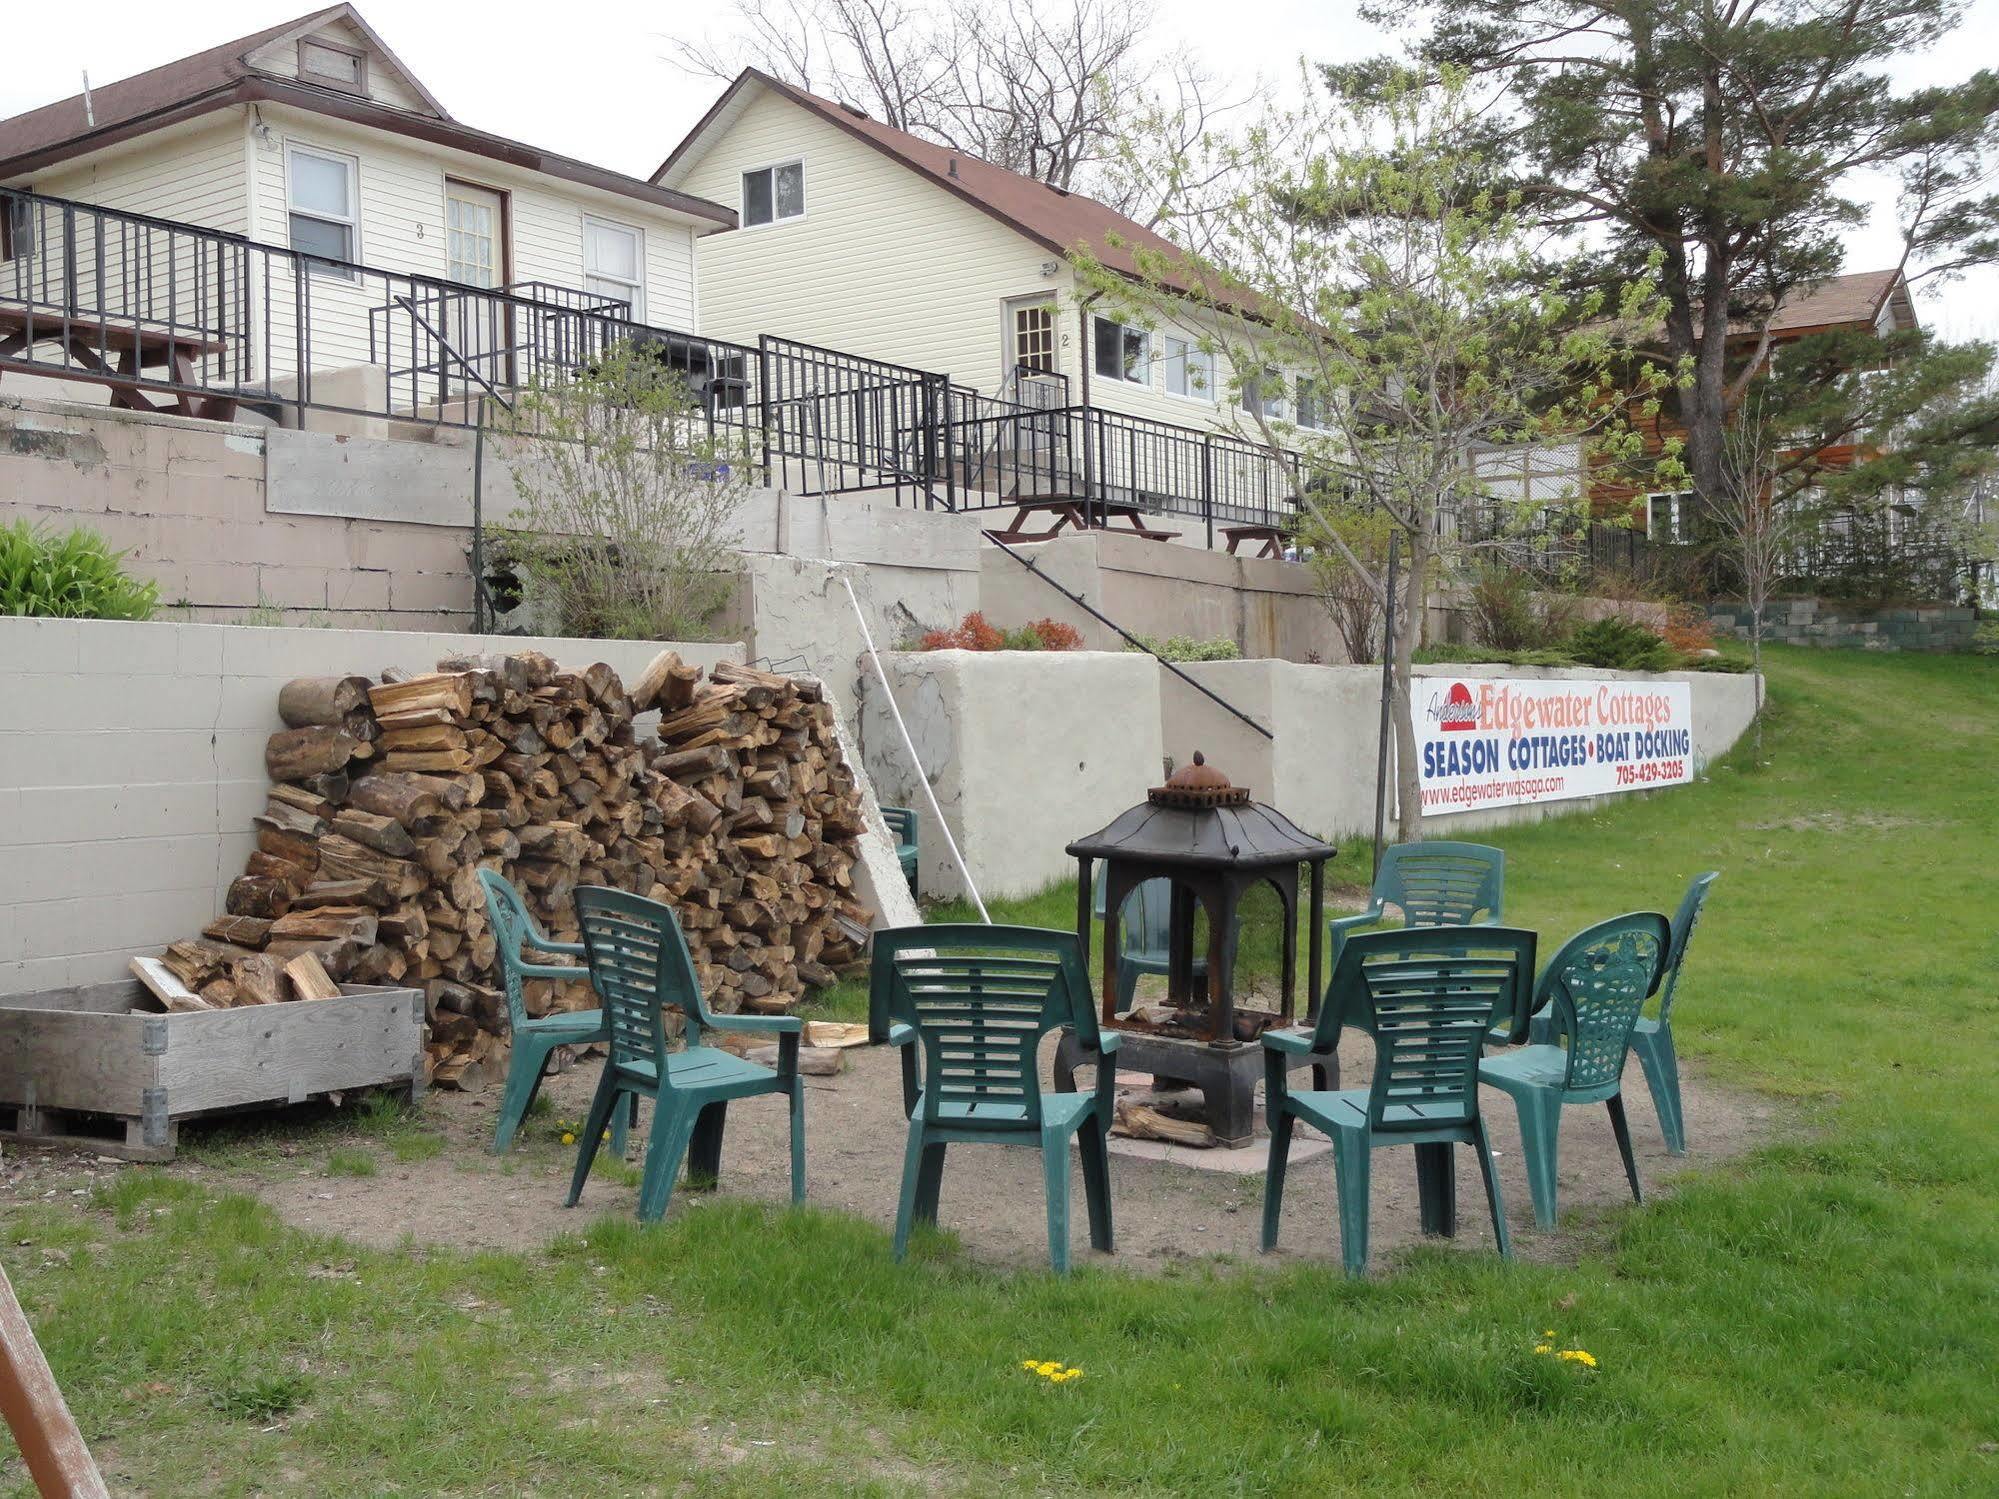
[1061,754,1338,1147]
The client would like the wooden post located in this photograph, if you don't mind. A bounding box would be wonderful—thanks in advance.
[0,1262,107,1498]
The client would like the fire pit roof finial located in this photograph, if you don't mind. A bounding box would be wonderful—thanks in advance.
[1149,750,1249,809]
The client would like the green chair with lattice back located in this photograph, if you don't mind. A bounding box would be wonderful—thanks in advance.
[1091,865,1205,1014]
[871,924,1120,1273]
[881,806,919,896]
[1329,842,1505,962]
[565,886,806,1223]
[478,869,631,1157]
[1478,911,1672,1228]
[1263,926,1537,1275]
[1611,873,1717,1155]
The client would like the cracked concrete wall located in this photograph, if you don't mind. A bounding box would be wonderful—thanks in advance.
[977,530,1346,664]
[1164,658,1763,842]
[856,650,1165,901]
[0,618,743,995]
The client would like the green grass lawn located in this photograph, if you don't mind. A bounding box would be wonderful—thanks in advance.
[5,645,1996,1495]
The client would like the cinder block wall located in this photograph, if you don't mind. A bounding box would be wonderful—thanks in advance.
[1708,600,1978,652]
[0,617,741,995]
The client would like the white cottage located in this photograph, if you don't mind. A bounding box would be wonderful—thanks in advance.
[0,5,733,425]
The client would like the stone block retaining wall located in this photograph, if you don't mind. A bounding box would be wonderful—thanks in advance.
[1708,599,1978,652]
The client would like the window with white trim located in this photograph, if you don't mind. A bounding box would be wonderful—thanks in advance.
[1162,335,1213,399]
[742,161,805,226]
[1240,367,1287,422]
[583,217,643,316]
[1646,489,1695,543]
[1092,315,1149,384]
[1295,376,1332,430]
[285,144,358,277]
[2,188,30,263]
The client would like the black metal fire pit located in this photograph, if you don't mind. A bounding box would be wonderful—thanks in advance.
[1060,754,1337,1146]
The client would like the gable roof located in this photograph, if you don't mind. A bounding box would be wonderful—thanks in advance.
[654,68,1221,302]
[0,6,733,228]
[1764,268,1916,336]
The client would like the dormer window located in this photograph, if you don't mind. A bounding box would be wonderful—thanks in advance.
[742,161,805,226]
[300,39,366,93]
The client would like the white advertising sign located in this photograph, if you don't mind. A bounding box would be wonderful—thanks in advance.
[1414,676,1695,816]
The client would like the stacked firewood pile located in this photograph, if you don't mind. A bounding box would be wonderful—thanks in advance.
[138,651,875,1088]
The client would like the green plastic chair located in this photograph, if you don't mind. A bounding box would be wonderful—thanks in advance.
[871,924,1120,1273]
[477,868,631,1157]
[1329,842,1505,961]
[1478,911,1672,1229]
[565,886,806,1222]
[1623,872,1718,1155]
[881,806,919,896]
[1262,926,1538,1276]
[1090,865,1206,1013]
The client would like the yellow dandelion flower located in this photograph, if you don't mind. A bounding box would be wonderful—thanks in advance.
[561,1132,577,1146]
[1533,1344,1552,1355]
[1543,1329,1556,1338]
[1021,1360,1040,1371]
[1558,1349,1598,1369]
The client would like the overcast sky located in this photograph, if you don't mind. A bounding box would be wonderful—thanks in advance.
[5,0,1995,336]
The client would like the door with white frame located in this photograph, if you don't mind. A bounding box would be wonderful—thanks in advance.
[443,180,510,391]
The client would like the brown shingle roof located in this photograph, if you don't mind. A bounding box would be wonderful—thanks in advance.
[1764,268,1909,334]
[656,69,1231,305]
[0,6,733,227]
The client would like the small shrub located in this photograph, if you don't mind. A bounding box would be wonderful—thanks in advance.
[917,613,1080,651]
[1415,643,1580,668]
[1128,634,1243,662]
[0,520,157,620]
[1566,615,1674,672]
[1661,604,1716,655]
[1462,565,1581,652]
[1973,619,1999,655]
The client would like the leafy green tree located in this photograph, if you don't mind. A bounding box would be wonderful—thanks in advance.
[1079,69,1674,839]
[1354,0,1999,508]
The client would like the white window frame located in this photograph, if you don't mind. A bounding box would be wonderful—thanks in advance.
[1645,489,1694,544]
[740,157,807,229]
[1092,315,1150,386]
[284,142,360,280]
[3,186,31,263]
[1240,366,1287,422]
[1294,375,1333,431]
[1161,335,1215,402]
[582,214,645,319]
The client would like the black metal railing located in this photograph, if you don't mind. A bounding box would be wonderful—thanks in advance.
[757,335,948,506]
[942,402,1304,538]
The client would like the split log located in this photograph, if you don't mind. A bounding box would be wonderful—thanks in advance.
[265,726,361,781]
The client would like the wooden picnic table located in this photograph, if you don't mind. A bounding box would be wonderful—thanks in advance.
[1221,523,1287,559]
[983,492,1181,544]
[0,307,239,421]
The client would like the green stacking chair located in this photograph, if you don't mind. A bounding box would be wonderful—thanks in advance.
[1329,842,1506,961]
[1091,866,1205,1014]
[881,806,920,896]
[1262,926,1538,1276]
[872,924,1120,1273]
[1601,873,1716,1155]
[1479,912,1672,1229]
[565,886,806,1223]
[478,868,631,1157]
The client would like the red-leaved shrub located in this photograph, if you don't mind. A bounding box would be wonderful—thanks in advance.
[916,611,1081,651]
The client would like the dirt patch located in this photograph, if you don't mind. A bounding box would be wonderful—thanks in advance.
[207,1034,1776,1273]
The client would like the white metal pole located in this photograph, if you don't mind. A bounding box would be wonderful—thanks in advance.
[841,575,990,923]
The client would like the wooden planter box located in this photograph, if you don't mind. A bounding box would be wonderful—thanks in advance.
[0,981,425,1161]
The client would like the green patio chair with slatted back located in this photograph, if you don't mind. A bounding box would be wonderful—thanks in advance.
[882,806,920,897]
[1091,865,1204,1014]
[1263,925,1537,1276]
[871,924,1120,1273]
[1329,842,1505,963]
[1478,911,1672,1229]
[565,886,806,1223]
[478,869,632,1157]
[1609,872,1717,1155]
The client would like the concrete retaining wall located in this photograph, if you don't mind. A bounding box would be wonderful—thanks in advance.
[0,617,742,996]
[1709,599,1978,652]
[855,650,1165,900]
